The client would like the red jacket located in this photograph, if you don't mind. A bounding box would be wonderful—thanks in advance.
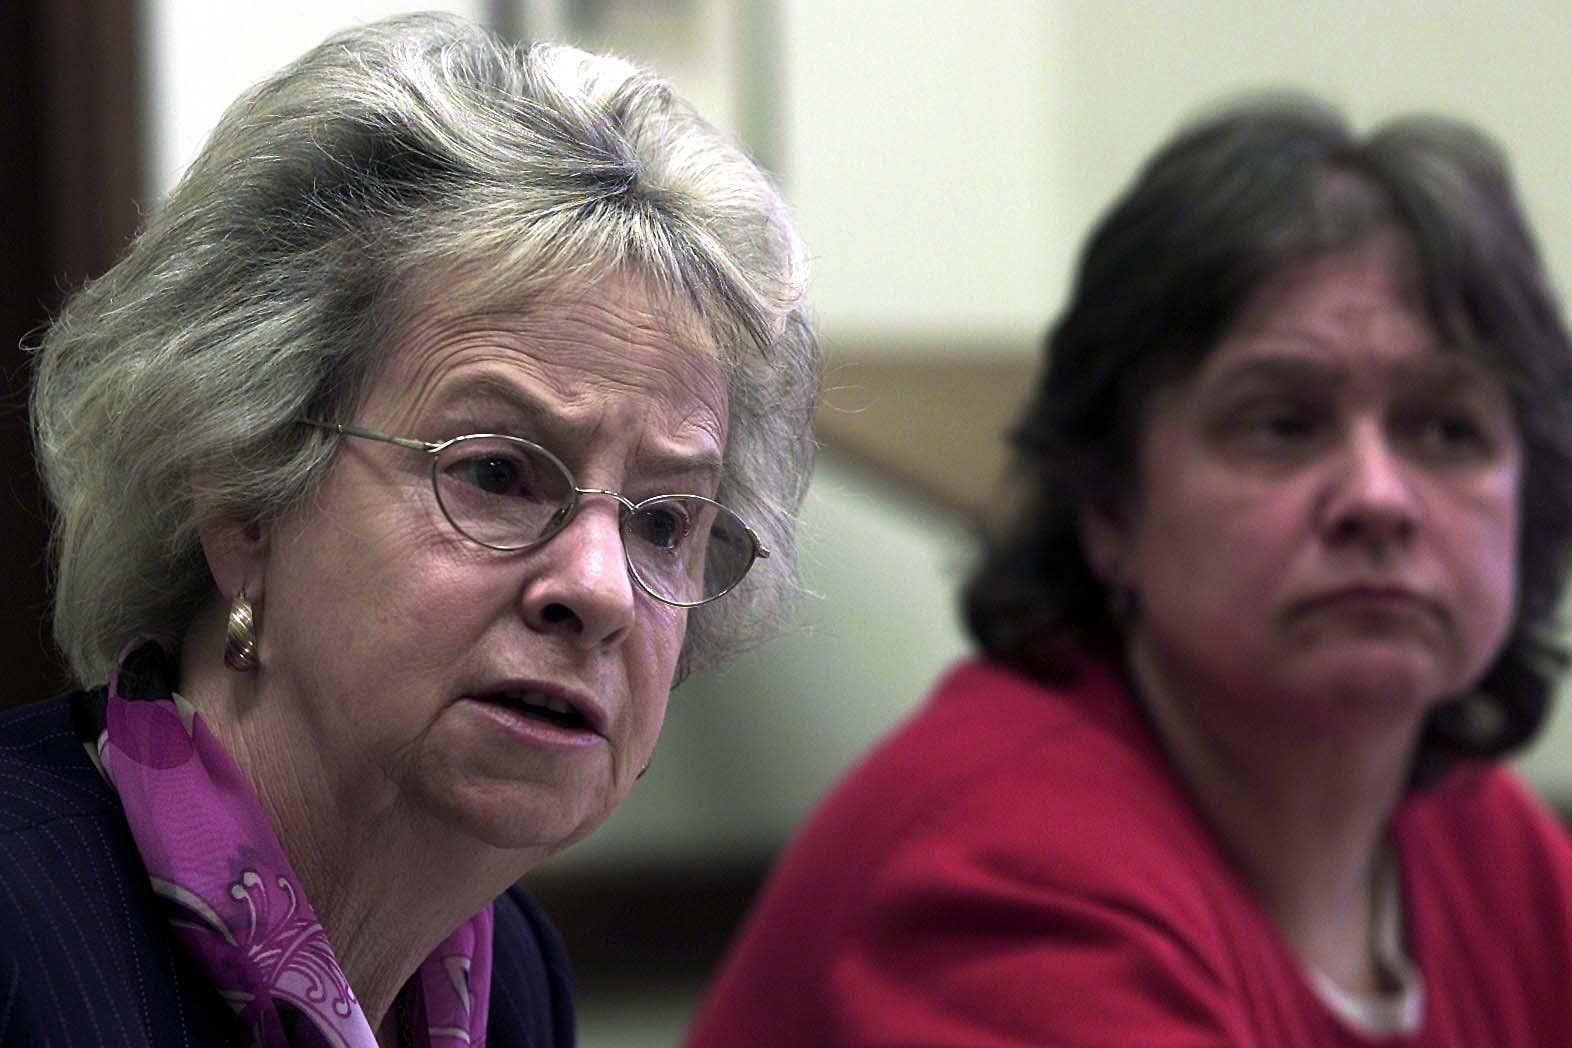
[687,657,1572,1047]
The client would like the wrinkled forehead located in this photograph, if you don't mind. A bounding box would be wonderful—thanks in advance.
[536,272,723,366]
[1237,232,1420,322]
[1236,233,1524,391]
[366,269,728,447]
[392,262,721,353]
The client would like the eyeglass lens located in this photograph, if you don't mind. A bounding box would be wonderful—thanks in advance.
[430,435,756,605]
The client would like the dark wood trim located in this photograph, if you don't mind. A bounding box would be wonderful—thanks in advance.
[0,0,147,702]
[524,856,772,996]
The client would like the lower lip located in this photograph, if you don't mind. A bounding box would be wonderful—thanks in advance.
[1295,593,1436,622]
[463,697,605,752]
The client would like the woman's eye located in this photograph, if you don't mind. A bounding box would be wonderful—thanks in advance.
[448,454,536,497]
[629,506,691,551]
[1256,410,1316,440]
[1407,412,1491,459]
[1225,401,1325,450]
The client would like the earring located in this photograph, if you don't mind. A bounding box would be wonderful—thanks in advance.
[224,588,259,672]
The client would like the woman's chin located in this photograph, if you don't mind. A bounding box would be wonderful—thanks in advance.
[422,774,615,857]
[408,714,628,853]
[1287,640,1454,724]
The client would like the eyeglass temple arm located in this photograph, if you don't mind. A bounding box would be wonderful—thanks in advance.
[301,419,437,453]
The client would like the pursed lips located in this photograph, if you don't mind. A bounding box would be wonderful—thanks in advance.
[1285,583,1447,629]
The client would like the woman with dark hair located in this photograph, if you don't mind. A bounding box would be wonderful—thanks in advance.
[687,97,1572,1046]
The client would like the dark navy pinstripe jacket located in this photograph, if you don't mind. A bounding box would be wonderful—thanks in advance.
[0,692,575,1046]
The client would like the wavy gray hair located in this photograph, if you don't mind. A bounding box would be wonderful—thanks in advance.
[31,12,819,685]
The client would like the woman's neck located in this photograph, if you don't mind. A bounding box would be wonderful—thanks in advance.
[1124,637,1422,994]
[177,604,526,1031]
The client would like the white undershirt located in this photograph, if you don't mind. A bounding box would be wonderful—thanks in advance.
[1304,848,1425,1036]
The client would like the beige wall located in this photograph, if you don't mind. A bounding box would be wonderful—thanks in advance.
[783,1,1572,352]
[146,0,485,195]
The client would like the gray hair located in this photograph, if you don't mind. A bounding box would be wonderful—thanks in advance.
[31,12,819,685]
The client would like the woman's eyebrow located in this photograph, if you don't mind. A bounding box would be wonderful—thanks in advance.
[1204,349,1507,409]
[640,446,725,485]
[1389,355,1501,394]
[433,373,726,479]
[429,374,548,426]
[1205,355,1343,394]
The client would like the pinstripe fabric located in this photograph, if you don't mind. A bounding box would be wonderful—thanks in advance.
[0,693,575,1046]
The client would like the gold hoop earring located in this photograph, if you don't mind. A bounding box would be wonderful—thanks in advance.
[224,588,259,672]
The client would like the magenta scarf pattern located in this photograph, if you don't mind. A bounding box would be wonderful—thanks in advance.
[96,643,493,1046]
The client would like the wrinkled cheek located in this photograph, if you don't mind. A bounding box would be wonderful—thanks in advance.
[630,609,685,757]
[636,662,677,756]
[635,697,672,769]
[648,604,689,688]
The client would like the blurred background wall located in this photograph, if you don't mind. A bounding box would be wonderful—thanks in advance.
[6,2,1571,1044]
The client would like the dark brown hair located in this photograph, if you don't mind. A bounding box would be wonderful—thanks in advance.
[964,95,1572,782]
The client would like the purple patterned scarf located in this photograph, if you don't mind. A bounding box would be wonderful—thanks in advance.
[93,641,493,1046]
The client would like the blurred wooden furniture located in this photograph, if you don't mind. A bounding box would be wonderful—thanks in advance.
[814,341,1038,522]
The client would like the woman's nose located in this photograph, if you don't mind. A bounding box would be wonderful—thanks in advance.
[520,500,637,647]
[1319,423,1421,552]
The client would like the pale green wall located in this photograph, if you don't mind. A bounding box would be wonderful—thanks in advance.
[781,1,1572,353]
[146,0,487,194]
[1520,688,1571,799]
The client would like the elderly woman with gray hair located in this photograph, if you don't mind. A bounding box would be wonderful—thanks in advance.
[7,12,816,1047]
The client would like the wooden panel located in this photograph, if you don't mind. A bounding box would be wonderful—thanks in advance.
[815,341,1038,521]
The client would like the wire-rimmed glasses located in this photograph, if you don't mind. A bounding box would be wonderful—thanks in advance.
[301,419,768,607]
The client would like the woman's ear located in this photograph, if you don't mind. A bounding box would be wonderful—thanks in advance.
[1076,496,1131,588]
[198,516,271,604]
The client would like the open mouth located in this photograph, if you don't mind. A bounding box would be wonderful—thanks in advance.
[476,690,592,732]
